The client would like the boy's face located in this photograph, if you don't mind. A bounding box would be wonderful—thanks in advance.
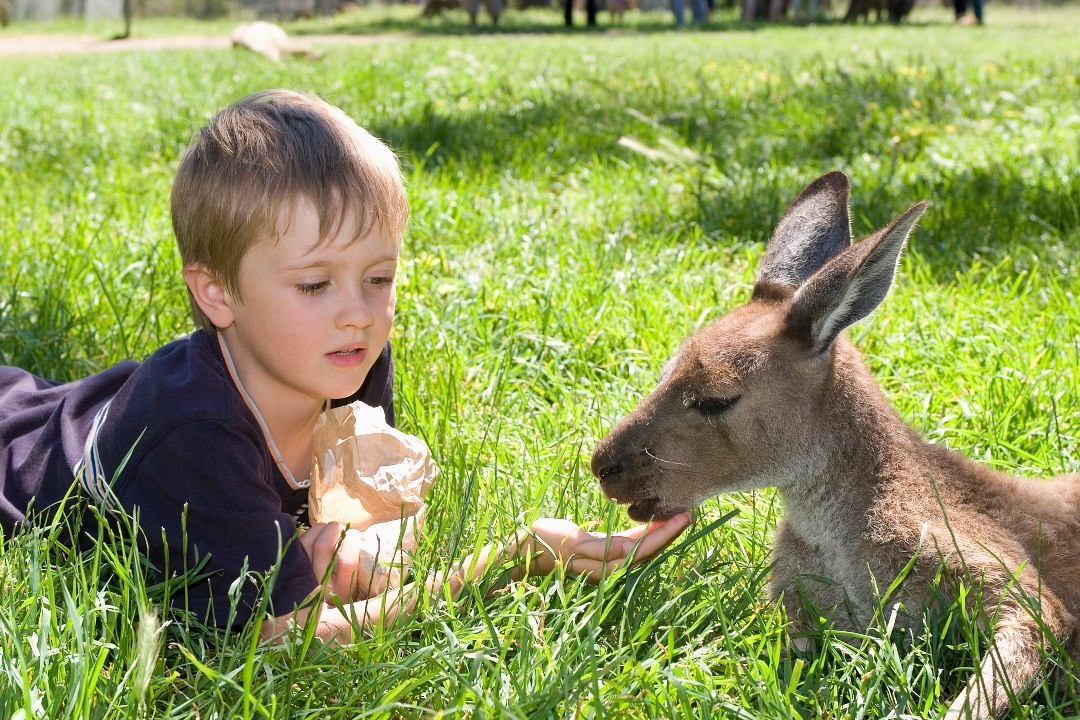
[218,198,398,415]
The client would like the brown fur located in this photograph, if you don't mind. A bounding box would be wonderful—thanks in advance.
[230,22,321,63]
[592,172,1080,719]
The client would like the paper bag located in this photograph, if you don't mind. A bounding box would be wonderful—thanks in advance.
[309,401,437,597]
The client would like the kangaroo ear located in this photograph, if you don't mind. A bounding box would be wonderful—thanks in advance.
[786,201,928,354]
[754,171,853,295]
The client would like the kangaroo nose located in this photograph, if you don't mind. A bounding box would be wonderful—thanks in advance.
[591,453,623,481]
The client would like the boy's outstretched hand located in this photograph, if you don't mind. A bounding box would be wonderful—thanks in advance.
[275,511,694,645]
[521,512,693,582]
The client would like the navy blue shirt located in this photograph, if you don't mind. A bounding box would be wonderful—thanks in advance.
[0,330,394,626]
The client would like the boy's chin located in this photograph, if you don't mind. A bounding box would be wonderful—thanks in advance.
[324,371,373,402]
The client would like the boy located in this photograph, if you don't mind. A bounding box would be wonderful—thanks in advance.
[0,89,690,643]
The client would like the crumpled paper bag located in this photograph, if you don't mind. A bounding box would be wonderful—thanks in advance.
[309,401,437,597]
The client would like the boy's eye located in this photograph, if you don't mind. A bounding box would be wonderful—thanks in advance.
[297,281,329,296]
[368,276,395,287]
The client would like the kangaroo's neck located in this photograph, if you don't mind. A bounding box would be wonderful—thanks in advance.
[778,340,925,532]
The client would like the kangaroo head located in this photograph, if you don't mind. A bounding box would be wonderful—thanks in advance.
[592,172,927,521]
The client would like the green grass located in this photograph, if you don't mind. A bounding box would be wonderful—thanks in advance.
[1,6,1079,718]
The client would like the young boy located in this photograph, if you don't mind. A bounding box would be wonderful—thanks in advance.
[0,89,690,643]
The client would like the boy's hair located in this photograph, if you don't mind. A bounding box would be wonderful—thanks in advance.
[171,89,409,333]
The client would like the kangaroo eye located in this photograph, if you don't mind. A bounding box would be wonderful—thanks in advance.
[690,395,741,417]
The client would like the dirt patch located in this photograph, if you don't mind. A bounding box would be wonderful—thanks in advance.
[0,32,410,57]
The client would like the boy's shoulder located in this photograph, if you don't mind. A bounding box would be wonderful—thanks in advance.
[104,330,258,453]
[92,329,285,503]
[122,331,238,419]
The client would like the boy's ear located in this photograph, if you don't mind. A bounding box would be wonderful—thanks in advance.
[182,263,236,329]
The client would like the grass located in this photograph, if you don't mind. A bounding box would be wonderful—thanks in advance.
[1,4,1079,717]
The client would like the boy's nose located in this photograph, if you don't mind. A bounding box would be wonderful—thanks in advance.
[337,292,373,328]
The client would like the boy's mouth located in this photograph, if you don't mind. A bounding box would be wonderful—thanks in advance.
[326,346,367,367]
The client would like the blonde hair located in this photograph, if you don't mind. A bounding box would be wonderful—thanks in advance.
[171,89,409,332]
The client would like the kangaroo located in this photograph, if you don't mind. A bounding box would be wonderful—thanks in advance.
[591,172,1080,719]
[230,22,321,64]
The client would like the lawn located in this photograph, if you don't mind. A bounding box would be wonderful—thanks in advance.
[1,4,1078,717]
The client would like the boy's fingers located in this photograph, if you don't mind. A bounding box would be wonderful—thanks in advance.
[298,522,330,556]
[532,513,692,582]
[334,528,363,600]
[595,512,691,564]
[579,533,634,560]
[612,511,692,540]
[302,522,348,593]
[316,522,344,563]
[629,512,692,559]
[299,523,331,564]
[573,512,693,563]
[608,523,649,541]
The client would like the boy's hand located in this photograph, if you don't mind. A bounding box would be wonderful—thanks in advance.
[267,512,693,646]
[299,521,371,601]
[525,512,692,582]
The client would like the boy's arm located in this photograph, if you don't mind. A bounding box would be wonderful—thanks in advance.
[259,584,420,644]
[261,512,692,644]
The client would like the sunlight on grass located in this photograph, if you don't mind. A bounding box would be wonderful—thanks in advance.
[0,7,1078,718]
